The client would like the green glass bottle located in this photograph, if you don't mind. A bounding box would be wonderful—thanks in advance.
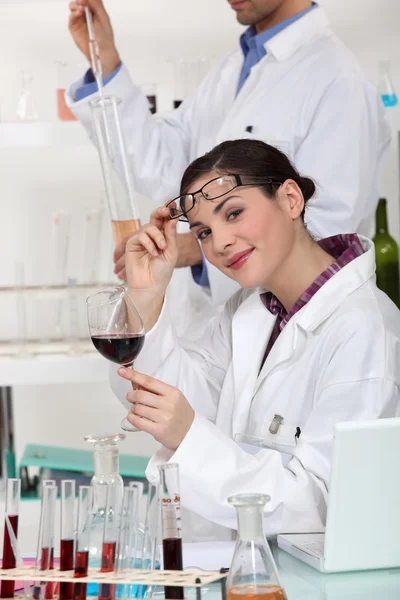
[373,198,400,308]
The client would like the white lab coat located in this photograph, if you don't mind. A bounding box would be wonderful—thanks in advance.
[66,7,390,314]
[110,237,400,540]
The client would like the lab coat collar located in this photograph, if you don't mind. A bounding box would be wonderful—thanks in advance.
[264,6,331,62]
[295,235,376,331]
[253,236,374,394]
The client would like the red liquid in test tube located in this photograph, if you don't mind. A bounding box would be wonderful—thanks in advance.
[59,539,74,600]
[74,550,89,600]
[99,541,116,600]
[0,515,19,598]
[1,480,21,599]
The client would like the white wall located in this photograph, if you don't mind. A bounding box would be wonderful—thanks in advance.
[0,0,399,465]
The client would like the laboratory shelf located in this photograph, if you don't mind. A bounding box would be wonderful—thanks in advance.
[0,122,90,148]
[0,352,107,386]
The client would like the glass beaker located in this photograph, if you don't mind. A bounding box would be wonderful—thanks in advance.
[16,71,38,122]
[227,494,286,600]
[378,60,398,108]
[84,433,125,580]
[56,61,78,121]
[89,96,141,246]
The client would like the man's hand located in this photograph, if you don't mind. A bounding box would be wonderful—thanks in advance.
[114,232,202,280]
[68,0,121,77]
[175,233,202,268]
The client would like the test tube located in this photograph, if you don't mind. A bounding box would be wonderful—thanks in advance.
[139,483,160,600]
[50,211,72,286]
[34,481,57,600]
[81,207,103,284]
[114,487,133,599]
[15,262,29,357]
[74,486,93,600]
[0,479,21,598]
[160,464,183,600]
[99,483,122,600]
[60,480,76,600]
[129,482,144,569]
[120,482,143,599]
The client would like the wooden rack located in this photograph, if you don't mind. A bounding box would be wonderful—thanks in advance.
[0,566,228,599]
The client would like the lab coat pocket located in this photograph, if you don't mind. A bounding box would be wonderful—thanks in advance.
[235,422,299,459]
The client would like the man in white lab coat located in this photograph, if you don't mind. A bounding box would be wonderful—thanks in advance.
[66,0,390,320]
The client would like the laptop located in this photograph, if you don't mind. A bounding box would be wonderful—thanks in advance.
[277,418,400,572]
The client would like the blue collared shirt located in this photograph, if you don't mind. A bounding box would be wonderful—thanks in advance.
[237,2,317,94]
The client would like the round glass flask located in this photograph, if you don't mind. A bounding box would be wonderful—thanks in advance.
[227,494,287,600]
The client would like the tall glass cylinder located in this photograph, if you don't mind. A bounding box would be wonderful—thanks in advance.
[90,96,141,246]
[0,479,21,599]
[60,480,76,600]
[74,486,93,600]
[160,464,183,600]
[227,494,286,600]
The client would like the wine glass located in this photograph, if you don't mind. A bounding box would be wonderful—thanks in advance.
[86,286,145,432]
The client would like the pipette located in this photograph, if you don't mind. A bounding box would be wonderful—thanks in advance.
[85,6,114,157]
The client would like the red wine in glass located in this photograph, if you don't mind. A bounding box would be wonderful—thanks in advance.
[90,333,145,366]
[86,286,146,432]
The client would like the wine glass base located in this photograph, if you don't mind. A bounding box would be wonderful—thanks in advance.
[120,417,140,432]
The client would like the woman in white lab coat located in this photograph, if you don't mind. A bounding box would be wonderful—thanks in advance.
[111,139,400,539]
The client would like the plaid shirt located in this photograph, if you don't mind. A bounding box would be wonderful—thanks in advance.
[260,234,365,369]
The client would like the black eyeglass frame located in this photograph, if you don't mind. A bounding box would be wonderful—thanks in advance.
[166,174,283,222]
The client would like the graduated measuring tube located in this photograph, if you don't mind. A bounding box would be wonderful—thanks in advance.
[85,7,113,153]
[160,464,183,600]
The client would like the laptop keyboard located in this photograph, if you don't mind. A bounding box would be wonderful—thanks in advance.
[300,540,325,557]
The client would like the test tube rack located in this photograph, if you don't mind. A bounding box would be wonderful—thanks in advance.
[0,566,228,600]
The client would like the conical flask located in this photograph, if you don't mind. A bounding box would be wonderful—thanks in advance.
[227,494,287,600]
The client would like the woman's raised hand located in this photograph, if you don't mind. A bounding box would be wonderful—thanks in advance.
[125,206,178,301]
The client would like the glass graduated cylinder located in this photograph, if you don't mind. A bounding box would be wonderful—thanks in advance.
[160,464,183,600]
[89,95,141,246]
[227,494,287,600]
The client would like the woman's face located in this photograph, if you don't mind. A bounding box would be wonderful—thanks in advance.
[187,171,304,289]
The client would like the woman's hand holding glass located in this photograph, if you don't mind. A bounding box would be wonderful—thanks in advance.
[118,367,195,451]
[125,206,178,330]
